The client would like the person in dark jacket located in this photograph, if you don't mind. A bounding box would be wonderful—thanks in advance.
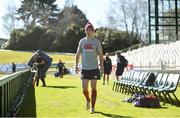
[32,55,46,87]
[56,59,65,78]
[103,53,112,85]
[115,51,128,81]
[12,62,16,73]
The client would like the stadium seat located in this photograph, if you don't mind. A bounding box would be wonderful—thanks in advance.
[158,74,180,105]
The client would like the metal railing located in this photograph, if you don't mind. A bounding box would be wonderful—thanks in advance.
[0,69,30,116]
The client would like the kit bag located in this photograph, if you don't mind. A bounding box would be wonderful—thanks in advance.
[133,94,161,108]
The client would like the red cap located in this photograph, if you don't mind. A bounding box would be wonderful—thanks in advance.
[85,22,94,31]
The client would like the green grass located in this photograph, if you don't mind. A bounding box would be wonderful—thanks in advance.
[0,50,75,64]
[0,73,7,77]
[0,50,75,77]
[1,50,180,117]
[17,74,180,117]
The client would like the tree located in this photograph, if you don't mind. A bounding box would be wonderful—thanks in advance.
[16,0,59,27]
[5,2,88,52]
[96,28,139,53]
[53,5,88,33]
[2,2,17,37]
[53,24,85,53]
[107,0,148,40]
[107,0,129,32]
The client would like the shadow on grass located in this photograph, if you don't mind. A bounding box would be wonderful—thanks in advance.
[174,104,180,107]
[172,99,180,107]
[46,85,78,89]
[94,111,132,118]
[162,99,180,107]
[167,102,180,107]
[16,85,36,117]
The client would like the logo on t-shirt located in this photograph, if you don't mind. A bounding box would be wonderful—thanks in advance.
[84,43,93,50]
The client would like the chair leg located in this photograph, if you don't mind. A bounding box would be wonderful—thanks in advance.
[132,86,136,94]
[139,87,143,93]
[152,90,157,96]
[144,88,148,94]
[126,85,130,95]
[124,85,128,94]
[156,91,164,104]
[112,81,115,90]
[166,93,174,104]
[122,84,126,93]
[119,83,122,93]
[130,86,135,95]
[115,82,118,91]
[119,83,122,92]
[117,82,121,92]
[128,85,132,95]
[161,92,170,104]
[172,92,180,105]
[116,83,119,92]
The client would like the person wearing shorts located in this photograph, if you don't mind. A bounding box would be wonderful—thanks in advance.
[115,51,128,81]
[103,53,112,85]
[75,22,104,113]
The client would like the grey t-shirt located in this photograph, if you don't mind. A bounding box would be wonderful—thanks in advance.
[77,37,102,70]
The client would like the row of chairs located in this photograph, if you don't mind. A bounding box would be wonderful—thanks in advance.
[112,70,180,105]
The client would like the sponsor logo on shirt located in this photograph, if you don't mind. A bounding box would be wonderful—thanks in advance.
[84,43,93,50]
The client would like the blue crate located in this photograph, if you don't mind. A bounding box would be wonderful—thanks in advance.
[28,50,53,74]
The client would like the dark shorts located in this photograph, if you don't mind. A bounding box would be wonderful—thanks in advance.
[115,69,124,76]
[81,69,100,80]
[104,70,111,75]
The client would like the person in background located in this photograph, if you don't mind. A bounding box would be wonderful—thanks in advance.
[75,21,104,113]
[32,55,46,87]
[115,51,128,81]
[56,59,65,78]
[12,62,16,73]
[103,53,112,85]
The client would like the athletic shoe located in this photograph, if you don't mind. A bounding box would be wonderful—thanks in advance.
[90,108,95,114]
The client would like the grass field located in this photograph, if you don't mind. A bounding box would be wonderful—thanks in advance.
[1,50,180,117]
[0,50,75,64]
[0,73,6,77]
[17,74,180,117]
[0,50,75,77]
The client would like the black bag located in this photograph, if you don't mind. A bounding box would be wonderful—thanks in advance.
[54,72,60,77]
[133,94,161,108]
